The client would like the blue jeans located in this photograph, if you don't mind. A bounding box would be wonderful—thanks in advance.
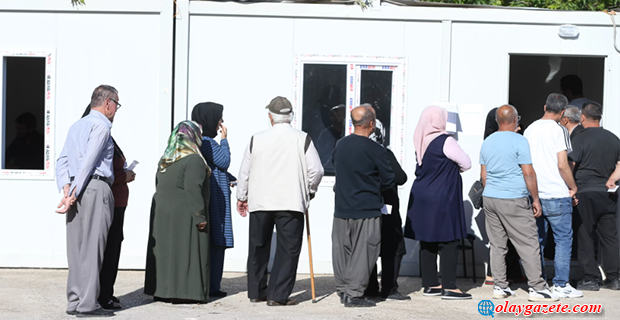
[537,198,573,287]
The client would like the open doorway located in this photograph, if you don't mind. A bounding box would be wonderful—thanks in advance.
[508,55,605,132]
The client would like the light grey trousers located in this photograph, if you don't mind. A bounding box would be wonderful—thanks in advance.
[332,216,381,298]
[484,196,546,291]
[66,180,114,313]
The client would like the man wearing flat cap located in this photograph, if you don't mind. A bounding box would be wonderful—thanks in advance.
[237,96,324,306]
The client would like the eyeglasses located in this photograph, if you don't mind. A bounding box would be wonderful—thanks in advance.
[110,98,121,109]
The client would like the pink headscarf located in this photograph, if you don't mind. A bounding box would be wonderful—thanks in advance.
[413,105,448,166]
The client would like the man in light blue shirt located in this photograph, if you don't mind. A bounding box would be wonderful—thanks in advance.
[480,105,558,302]
[55,85,120,317]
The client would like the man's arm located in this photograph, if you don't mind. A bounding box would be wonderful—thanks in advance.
[236,142,252,217]
[376,147,395,191]
[56,145,70,192]
[305,140,324,198]
[521,164,542,218]
[606,161,620,189]
[557,150,577,197]
[480,165,487,187]
[387,149,407,186]
[71,125,111,198]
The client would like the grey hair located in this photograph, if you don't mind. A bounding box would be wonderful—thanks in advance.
[545,93,568,114]
[269,111,293,124]
[564,106,581,124]
[90,85,118,108]
[352,103,375,127]
[582,102,603,121]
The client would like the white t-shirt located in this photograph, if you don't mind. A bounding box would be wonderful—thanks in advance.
[524,119,572,199]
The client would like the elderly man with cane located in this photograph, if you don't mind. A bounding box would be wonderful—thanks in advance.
[237,96,324,306]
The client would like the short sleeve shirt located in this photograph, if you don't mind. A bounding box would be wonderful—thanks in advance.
[480,131,532,199]
[569,127,620,192]
[523,119,571,199]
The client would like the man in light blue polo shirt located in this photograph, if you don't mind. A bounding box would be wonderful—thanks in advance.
[481,105,558,302]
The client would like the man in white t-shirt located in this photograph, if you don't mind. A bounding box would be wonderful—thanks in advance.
[524,93,582,298]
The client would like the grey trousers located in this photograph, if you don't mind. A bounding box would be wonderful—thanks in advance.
[332,216,381,298]
[484,197,546,291]
[66,180,114,313]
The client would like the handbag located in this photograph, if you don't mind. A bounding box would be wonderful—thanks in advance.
[468,179,484,210]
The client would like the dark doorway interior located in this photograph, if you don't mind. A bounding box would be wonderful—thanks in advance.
[2,56,46,170]
[508,55,604,132]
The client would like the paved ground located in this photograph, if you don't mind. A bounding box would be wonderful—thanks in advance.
[0,269,618,319]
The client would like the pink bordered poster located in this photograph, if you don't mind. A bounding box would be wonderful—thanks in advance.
[0,49,56,180]
[293,54,407,186]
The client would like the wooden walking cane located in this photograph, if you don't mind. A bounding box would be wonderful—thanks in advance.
[305,209,317,303]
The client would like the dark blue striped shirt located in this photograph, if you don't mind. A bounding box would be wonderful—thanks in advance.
[200,137,236,248]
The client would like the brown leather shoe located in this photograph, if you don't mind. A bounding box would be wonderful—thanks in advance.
[249,297,266,303]
[266,299,298,306]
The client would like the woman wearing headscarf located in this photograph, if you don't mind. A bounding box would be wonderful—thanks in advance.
[406,105,472,300]
[191,102,236,298]
[81,106,136,310]
[144,120,211,303]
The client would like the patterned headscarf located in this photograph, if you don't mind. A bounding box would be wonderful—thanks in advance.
[158,120,210,175]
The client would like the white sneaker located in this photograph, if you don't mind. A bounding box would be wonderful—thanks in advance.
[552,284,584,298]
[528,287,560,302]
[493,285,515,299]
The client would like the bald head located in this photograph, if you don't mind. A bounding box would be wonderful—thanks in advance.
[496,105,518,125]
[351,104,376,128]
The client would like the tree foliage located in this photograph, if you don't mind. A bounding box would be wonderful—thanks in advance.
[423,0,620,11]
[71,0,85,5]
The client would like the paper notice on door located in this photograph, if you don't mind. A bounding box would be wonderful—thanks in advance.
[458,104,485,136]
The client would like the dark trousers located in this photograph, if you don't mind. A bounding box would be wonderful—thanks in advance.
[332,216,382,298]
[210,244,226,292]
[420,240,459,289]
[575,191,619,281]
[366,214,406,297]
[99,206,125,303]
[247,211,304,304]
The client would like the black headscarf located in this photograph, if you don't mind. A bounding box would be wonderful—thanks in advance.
[483,107,499,140]
[81,104,124,158]
[191,102,223,138]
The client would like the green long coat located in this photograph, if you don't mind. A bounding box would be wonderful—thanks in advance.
[144,154,211,301]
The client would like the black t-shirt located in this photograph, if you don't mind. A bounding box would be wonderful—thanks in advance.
[568,127,620,192]
[332,134,395,219]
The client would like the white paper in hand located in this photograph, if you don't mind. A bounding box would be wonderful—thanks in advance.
[126,160,139,171]
[608,186,618,193]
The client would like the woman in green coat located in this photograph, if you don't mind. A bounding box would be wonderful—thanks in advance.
[145,120,212,303]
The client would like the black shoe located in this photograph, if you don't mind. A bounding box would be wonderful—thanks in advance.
[337,292,345,304]
[577,280,600,291]
[386,291,411,301]
[423,287,442,296]
[210,290,228,298]
[110,296,120,303]
[99,299,121,310]
[344,295,376,308]
[66,310,77,315]
[441,289,472,300]
[250,297,267,303]
[75,308,115,318]
[266,299,298,306]
[603,278,620,290]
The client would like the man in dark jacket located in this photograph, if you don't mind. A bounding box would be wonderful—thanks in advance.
[364,119,409,301]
